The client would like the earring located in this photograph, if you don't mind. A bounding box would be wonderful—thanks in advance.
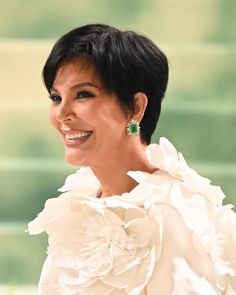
[126,120,140,136]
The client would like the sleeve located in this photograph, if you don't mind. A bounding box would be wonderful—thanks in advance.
[146,203,236,295]
[37,256,58,295]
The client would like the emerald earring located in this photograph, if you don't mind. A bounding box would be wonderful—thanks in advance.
[126,120,140,136]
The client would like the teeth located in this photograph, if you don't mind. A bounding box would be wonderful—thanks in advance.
[65,131,92,140]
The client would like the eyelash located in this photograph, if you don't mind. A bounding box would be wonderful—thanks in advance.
[49,91,94,103]
[76,91,94,99]
[49,94,61,103]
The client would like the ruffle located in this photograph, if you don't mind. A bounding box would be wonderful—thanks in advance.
[28,137,236,295]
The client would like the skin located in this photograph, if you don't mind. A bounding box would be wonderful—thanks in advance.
[49,57,157,197]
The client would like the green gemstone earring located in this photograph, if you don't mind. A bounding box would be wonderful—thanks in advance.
[126,119,140,136]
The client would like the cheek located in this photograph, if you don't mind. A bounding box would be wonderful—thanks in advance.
[49,106,58,129]
[95,103,127,129]
[94,113,127,144]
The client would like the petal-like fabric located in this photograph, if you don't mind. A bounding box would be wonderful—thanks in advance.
[28,137,236,295]
[127,247,156,295]
[58,167,100,195]
[28,193,71,234]
[101,265,137,288]
[171,258,219,295]
[125,218,155,248]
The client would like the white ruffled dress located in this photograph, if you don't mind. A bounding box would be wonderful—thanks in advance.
[28,138,236,295]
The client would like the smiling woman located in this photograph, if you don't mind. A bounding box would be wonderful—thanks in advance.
[28,24,236,295]
[49,58,133,171]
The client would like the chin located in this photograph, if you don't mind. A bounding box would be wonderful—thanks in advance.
[64,148,90,167]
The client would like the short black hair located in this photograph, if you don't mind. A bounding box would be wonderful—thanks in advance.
[43,24,169,144]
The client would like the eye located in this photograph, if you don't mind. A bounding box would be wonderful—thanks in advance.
[49,94,61,104]
[76,91,94,100]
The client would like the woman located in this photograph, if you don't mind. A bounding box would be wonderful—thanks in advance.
[28,24,236,295]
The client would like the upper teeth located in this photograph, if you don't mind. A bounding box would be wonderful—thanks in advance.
[65,131,92,139]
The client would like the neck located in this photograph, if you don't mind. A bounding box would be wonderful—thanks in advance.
[90,142,157,198]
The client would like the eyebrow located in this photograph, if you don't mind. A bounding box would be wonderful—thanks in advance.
[52,82,99,92]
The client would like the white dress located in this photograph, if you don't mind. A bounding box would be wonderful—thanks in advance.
[28,137,236,295]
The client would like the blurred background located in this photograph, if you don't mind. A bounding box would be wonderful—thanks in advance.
[0,0,236,293]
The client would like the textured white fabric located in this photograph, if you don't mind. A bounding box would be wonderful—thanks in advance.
[28,137,236,295]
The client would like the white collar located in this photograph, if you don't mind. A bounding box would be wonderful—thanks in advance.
[58,137,224,206]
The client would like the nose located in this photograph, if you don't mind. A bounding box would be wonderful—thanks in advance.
[56,101,75,123]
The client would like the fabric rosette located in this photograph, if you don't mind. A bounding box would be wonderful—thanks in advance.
[28,137,236,294]
[28,192,163,295]
[123,138,236,294]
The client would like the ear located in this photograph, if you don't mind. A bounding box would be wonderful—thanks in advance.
[130,92,148,122]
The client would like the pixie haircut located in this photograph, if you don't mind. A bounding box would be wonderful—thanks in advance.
[43,24,169,144]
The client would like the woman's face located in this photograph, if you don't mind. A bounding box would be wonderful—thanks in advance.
[49,58,130,167]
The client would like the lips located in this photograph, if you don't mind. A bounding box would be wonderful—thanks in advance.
[60,128,93,147]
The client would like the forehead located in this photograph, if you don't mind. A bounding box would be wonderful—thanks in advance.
[53,57,100,89]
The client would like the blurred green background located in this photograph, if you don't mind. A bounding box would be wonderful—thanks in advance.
[0,0,236,293]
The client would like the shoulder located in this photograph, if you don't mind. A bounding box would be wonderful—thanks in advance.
[128,137,226,206]
[29,137,236,294]
[126,137,236,294]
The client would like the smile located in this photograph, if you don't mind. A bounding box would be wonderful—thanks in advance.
[65,131,93,140]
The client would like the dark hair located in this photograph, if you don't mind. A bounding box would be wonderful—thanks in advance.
[43,24,169,144]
